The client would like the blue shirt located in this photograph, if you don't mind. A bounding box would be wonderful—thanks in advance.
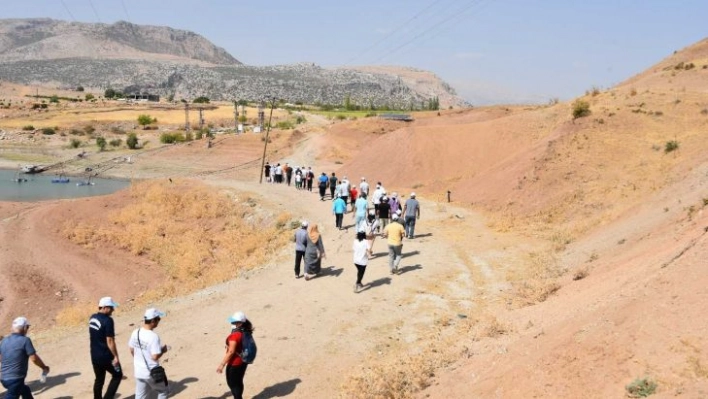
[89,312,116,364]
[294,228,308,252]
[333,198,346,214]
[318,175,329,185]
[355,197,368,217]
[0,333,36,381]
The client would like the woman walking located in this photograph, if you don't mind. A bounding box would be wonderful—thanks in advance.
[353,230,369,293]
[304,223,326,280]
[217,311,254,399]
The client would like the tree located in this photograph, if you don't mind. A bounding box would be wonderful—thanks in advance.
[96,136,107,151]
[76,86,84,92]
[126,133,139,149]
[237,99,249,106]
[193,96,210,104]
[238,115,247,123]
[137,114,155,127]
[85,93,95,101]
[104,88,116,99]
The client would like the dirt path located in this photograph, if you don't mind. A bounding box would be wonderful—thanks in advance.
[17,178,524,398]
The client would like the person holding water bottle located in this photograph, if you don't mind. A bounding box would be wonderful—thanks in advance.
[89,296,123,399]
[0,316,50,399]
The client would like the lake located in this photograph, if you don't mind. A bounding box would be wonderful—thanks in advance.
[0,169,130,201]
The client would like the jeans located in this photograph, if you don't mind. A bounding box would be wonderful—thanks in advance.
[388,244,403,272]
[405,216,417,238]
[135,377,168,399]
[226,364,248,399]
[93,362,123,399]
[1,378,33,399]
[295,250,305,276]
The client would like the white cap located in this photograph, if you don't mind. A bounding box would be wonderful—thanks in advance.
[228,311,247,324]
[301,220,308,227]
[98,296,119,308]
[144,308,165,321]
[410,192,416,197]
[368,210,375,215]
[12,317,30,329]
[392,214,399,220]
[396,209,402,215]
[361,177,366,181]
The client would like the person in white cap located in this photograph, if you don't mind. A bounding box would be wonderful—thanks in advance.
[0,317,50,398]
[217,311,255,399]
[403,192,421,239]
[364,210,380,259]
[89,296,122,399]
[382,213,406,274]
[352,230,369,293]
[359,177,369,198]
[294,220,309,278]
[128,308,169,399]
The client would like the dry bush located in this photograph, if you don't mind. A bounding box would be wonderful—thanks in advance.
[62,180,291,296]
[55,301,96,327]
[506,250,565,307]
[339,318,467,399]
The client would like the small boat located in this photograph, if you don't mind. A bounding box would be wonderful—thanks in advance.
[21,165,45,174]
[51,174,71,184]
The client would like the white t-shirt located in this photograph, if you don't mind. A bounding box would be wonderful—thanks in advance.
[128,328,163,379]
[360,182,369,195]
[353,240,369,266]
[373,188,384,204]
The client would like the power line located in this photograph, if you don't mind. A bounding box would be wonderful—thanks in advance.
[372,0,487,63]
[120,0,131,21]
[88,0,102,22]
[60,0,76,21]
[345,0,448,65]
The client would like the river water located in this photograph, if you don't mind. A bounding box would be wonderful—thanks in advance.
[0,169,130,201]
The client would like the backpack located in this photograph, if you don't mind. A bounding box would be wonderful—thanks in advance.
[239,330,257,364]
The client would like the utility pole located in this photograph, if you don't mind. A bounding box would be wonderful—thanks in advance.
[198,108,205,130]
[184,103,190,131]
[258,97,276,184]
[233,100,239,133]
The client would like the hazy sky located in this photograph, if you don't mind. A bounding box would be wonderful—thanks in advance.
[2,1,706,104]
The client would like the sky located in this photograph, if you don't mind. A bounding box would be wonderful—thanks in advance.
[2,0,706,104]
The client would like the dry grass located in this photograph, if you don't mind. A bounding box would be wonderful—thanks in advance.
[506,250,565,307]
[62,179,291,298]
[55,302,97,327]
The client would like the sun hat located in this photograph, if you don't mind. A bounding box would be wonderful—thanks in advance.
[228,311,247,324]
[12,317,30,329]
[301,220,308,228]
[392,192,398,198]
[144,308,165,321]
[410,192,416,197]
[369,210,375,215]
[361,177,365,181]
[392,214,399,220]
[98,296,119,308]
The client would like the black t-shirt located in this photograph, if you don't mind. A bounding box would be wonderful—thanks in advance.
[379,203,391,218]
[89,312,115,364]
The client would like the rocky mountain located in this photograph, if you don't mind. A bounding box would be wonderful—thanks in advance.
[0,19,468,108]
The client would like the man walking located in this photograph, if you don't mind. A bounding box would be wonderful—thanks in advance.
[89,297,122,399]
[0,317,50,399]
[306,167,314,192]
[359,177,369,198]
[318,172,329,201]
[339,176,350,208]
[284,163,293,186]
[403,192,421,238]
[128,308,170,399]
[382,214,406,275]
[329,173,338,200]
[294,221,308,278]
[333,194,347,230]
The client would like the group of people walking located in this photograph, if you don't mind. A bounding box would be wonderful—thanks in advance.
[0,297,255,399]
[290,172,422,293]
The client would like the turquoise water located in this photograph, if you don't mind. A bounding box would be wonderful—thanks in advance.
[0,169,130,201]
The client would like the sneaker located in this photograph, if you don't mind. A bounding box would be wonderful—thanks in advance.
[354,284,358,293]
[305,274,311,281]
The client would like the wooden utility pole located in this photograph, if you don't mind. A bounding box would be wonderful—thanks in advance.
[258,97,276,184]
[234,101,239,133]
[184,103,190,131]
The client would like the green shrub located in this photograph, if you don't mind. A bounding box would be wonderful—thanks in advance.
[276,120,295,130]
[572,100,591,119]
[185,132,193,142]
[335,114,347,120]
[85,93,95,101]
[84,125,95,135]
[195,129,203,139]
[626,378,657,398]
[365,112,378,117]
[69,129,82,135]
[49,95,59,103]
[295,115,307,124]
[22,125,35,131]
[109,138,122,147]
[96,136,107,151]
[193,96,210,104]
[665,140,679,153]
[160,132,186,144]
[137,114,155,127]
[126,133,139,149]
[69,138,82,148]
[42,127,56,135]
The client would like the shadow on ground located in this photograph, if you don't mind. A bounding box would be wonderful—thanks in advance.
[252,378,302,399]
